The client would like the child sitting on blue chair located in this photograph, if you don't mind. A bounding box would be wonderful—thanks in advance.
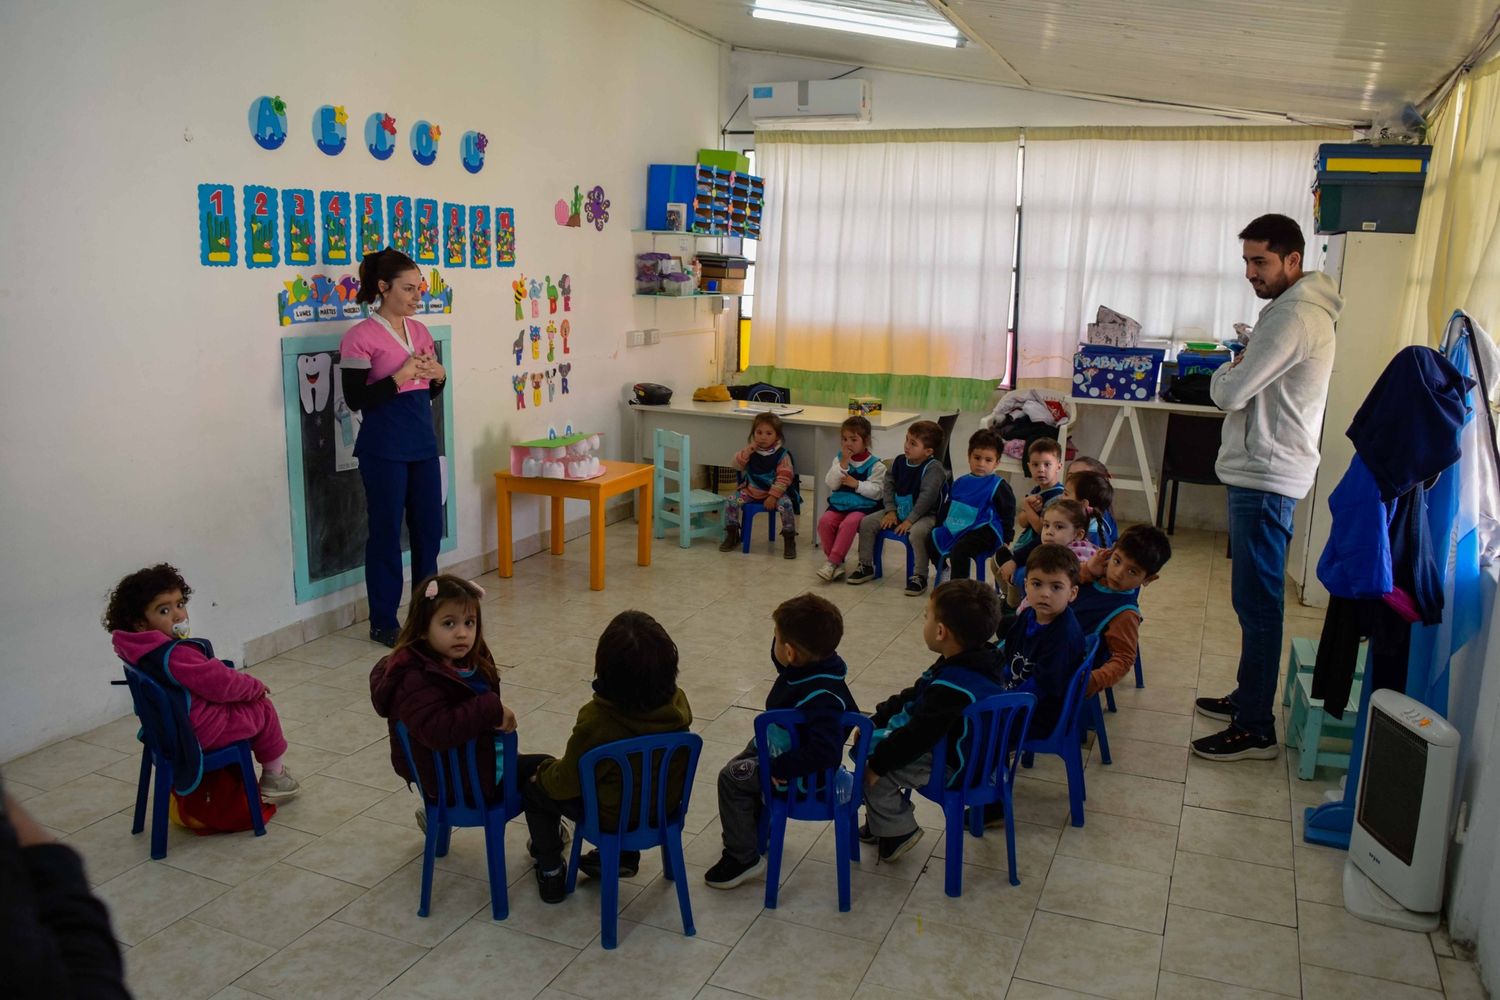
[108,563,301,803]
[516,611,693,903]
[1010,438,1067,553]
[860,580,1007,861]
[925,429,1016,587]
[847,420,948,595]
[705,593,858,889]
[999,545,1087,739]
[1074,525,1172,698]
[1065,467,1119,549]
[719,412,801,559]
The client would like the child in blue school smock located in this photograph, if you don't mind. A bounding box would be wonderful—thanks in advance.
[924,429,1016,588]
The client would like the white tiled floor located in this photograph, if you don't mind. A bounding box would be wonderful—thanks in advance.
[8,519,1486,999]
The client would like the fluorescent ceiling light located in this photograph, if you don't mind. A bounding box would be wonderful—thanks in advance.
[751,0,965,48]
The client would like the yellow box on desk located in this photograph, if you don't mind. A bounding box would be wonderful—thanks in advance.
[848,396,882,417]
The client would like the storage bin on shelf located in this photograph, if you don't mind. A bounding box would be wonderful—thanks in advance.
[645,165,699,231]
[1071,344,1165,401]
[1176,349,1232,378]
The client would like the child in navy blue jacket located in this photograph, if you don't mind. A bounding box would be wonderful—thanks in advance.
[861,580,1007,861]
[998,544,1086,740]
[706,593,858,889]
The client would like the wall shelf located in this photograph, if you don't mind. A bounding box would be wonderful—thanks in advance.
[633,292,738,299]
[632,229,757,241]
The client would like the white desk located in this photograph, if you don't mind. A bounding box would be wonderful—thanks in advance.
[628,400,922,547]
[1059,397,1225,524]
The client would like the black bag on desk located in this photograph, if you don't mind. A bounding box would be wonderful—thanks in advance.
[1160,374,1218,407]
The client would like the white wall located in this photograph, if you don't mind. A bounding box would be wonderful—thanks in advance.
[0,0,722,760]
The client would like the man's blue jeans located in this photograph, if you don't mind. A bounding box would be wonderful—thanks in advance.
[1225,486,1297,741]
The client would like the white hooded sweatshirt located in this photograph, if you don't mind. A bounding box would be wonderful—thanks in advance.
[1211,271,1344,498]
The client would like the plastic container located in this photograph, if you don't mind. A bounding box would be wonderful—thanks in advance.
[1176,349,1232,378]
[1313,143,1431,235]
[1071,344,1165,401]
[635,252,671,294]
[660,272,694,296]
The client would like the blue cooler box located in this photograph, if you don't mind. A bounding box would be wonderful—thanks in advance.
[1176,350,1232,378]
[1072,345,1165,401]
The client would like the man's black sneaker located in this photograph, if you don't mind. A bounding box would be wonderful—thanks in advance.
[535,864,567,904]
[847,564,877,585]
[878,827,924,862]
[704,852,766,889]
[1191,725,1279,762]
[1194,695,1235,722]
[577,849,640,880]
[858,821,877,845]
[904,575,928,596]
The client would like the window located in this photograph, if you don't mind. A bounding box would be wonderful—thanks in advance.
[737,148,757,371]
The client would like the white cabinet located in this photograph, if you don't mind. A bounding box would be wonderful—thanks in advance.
[1289,233,1416,607]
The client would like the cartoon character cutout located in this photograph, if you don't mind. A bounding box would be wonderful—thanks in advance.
[584,186,610,231]
[512,331,524,366]
[511,374,526,409]
[558,362,571,395]
[530,372,543,408]
[545,321,557,362]
[528,278,542,318]
[545,368,557,402]
[560,319,571,355]
[529,326,541,359]
[559,274,572,312]
[511,278,526,321]
[284,275,312,303]
[546,276,558,314]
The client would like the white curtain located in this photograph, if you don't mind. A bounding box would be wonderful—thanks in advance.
[1017,127,1343,382]
[749,129,1019,407]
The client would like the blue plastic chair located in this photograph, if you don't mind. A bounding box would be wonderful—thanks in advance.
[1020,644,1111,827]
[753,710,874,912]
[394,721,520,920]
[739,502,781,553]
[1102,650,1145,713]
[906,692,1036,895]
[566,732,702,949]
[871,529,916,580]
[120,662,266,860]
[653,428,727,548]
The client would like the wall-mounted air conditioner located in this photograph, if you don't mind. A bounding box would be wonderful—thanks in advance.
[748,79,871,125]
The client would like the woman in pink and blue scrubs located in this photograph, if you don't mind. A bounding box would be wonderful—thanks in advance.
[338,249,446,646]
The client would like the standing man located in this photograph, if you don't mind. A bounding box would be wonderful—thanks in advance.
[1192,214,1342,761]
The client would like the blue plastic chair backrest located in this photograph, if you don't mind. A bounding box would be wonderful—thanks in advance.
[1029,637,1101,749]
[928,692,1035,798]
[576,733,702,846]
[753,710,873,816]
[120,662,186,759]
[394,721,519,820]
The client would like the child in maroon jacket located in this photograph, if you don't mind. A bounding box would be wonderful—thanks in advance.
[370,575,515,807]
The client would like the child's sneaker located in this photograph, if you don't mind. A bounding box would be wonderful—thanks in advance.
[846,564,877,585]
[719,525,741,552]
[816,561,844,582]
[535,863,567,904]
[904,575,927,596]
[878,827,924,862]
[259,768,300,802]
[704,852,766,889]
[858,821,877,844]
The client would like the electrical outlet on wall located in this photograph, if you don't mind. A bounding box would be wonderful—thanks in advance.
[626,329,646,347]
[644,328,661,345]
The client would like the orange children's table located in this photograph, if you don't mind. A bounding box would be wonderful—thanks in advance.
[493,462,653,591]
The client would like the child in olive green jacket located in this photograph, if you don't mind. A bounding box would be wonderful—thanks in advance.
[518,611,693,902]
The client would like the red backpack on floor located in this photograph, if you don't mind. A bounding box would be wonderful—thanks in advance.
[169,765,277,835]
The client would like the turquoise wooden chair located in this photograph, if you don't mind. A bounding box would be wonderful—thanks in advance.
[653,428,727,548]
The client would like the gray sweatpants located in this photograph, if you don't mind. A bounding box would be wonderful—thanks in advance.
[856,513,937,577]
[717,742,763,864]
[862,753,934,838]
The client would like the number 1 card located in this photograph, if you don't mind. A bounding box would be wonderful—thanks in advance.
[197,183,237,267]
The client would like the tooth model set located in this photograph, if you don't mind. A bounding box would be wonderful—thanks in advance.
[509,428,605,480]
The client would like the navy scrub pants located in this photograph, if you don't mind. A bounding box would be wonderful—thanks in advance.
[359,455,443,631]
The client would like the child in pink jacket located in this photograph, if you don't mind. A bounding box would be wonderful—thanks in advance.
[106,564,300,801]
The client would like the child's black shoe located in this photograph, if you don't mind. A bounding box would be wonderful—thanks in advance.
[846,564,877,585]
[858,821,877,845]
[719,525,741,552]
[577,849,640,880]
[904,575,927,596]
[535,863,567,904]
[704,851,766,889]
[878,827,924,862]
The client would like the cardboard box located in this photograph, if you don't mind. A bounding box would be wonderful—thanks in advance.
[848,396,883,416]
[699,276,745,294]
[1072,345,1164,401]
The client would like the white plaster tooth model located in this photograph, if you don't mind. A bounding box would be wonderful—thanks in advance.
[509,428,606,480]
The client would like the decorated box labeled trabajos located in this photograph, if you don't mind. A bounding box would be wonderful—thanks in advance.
[509,426,604,479]
[848,396,883,417]
[1071,345,1165,401]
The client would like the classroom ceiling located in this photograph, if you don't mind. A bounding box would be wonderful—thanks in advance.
[638,0,1500,123]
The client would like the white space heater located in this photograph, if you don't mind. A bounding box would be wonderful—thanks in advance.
[1343,689,1460,931]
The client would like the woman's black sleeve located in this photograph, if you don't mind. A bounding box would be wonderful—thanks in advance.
[429,378,447,399]
[342,366,398,412]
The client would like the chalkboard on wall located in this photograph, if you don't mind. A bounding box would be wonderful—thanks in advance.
[280,326,456,602]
